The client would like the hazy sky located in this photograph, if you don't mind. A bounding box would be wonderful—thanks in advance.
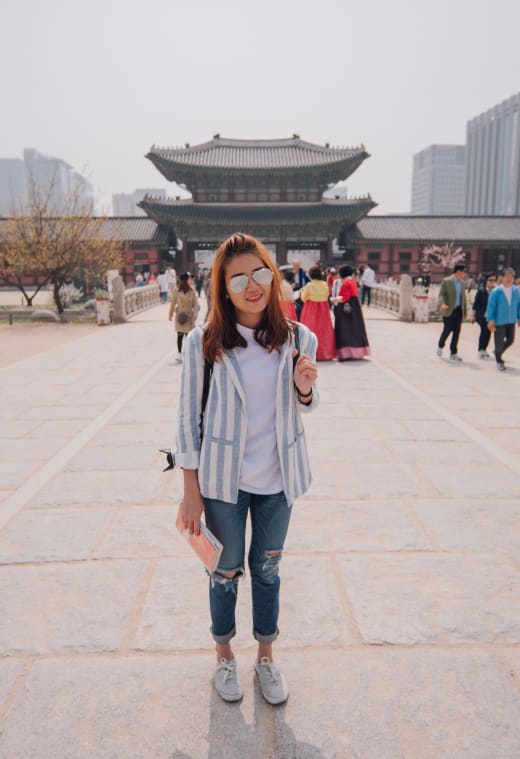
[2,0,519,214]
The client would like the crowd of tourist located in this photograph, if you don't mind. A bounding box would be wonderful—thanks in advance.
[146,255,520,372]
[164,258,373,364]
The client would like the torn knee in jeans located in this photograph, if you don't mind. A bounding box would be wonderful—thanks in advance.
[261,550,282,581]
[210,568,243,590]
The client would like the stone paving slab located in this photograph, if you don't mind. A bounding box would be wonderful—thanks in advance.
[63,444,160,472]
[0,560,148,655]
[31,470,165,507]
[0,660,25,706]
[338,554,520,645]
[287,499,430,552]
[419,463,520,497]
[93,505,183,559]
[88,422,174,447]
[411,498,520,553]
[1,651,520,759]
[0,507,114,563]
[28,418,92,438]
[0,437,69,460]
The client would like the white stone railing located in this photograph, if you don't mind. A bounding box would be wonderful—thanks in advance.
[371,283,401,313]
[112,278,160,323]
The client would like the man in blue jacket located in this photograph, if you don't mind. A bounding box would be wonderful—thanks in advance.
[486,267,520,371]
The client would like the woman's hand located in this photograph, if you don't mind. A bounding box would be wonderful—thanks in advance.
[293,352,318,396]
[181,469,205,535]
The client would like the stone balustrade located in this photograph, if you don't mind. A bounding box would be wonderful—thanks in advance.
[112,277,160,323]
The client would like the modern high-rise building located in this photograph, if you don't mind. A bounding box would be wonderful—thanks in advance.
[112,188,168,216]
[0,148,93,214]
[411,145,466,214]
[465,91,520,215]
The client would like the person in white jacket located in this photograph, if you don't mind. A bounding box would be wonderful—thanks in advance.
[361,263,376,306]
[176,232,319,706]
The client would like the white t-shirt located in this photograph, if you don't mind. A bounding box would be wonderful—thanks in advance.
[503,286,513,305]
[235,324,283,494]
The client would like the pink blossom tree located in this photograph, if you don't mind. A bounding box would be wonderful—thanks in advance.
[419,243,466,276]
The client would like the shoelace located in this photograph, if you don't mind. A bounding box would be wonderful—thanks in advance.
[218,659,235,682]
[258,657,280,682]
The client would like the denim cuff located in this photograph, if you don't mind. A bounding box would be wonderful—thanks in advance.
[211,625,236,644]
[253,627,279,644]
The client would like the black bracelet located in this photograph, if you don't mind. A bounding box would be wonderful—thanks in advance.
[296,386,312,398]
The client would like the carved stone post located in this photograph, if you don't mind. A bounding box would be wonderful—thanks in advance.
[112,276,126,323]
[399,274,413,321]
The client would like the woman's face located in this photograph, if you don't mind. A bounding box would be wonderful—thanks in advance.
[224,253,273,328]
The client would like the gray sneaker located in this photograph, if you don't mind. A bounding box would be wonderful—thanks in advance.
[214,658,243,702]
[449,353,462,362]
[497,362,506,371]
[436,347,443,357]
[254,657,288,705]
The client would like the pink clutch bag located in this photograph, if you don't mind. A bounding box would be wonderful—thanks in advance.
[175,503,223,574]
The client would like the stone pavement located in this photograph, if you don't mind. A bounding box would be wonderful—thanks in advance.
[0,303,519,759]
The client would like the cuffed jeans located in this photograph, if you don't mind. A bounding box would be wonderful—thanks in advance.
[203,490,292,645]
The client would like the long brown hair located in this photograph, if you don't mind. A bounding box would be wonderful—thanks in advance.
[202,232,291,362]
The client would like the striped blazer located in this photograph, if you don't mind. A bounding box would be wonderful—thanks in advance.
[175,324,319,505]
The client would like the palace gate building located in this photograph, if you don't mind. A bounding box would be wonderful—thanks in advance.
[139,134,376,271]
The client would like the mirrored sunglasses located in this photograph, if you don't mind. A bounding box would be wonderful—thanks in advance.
[228,267,273,293]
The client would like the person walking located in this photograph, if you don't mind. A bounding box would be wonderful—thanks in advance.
[331,265,371,360]
[471,272,496,358]
[360,263,376,306]
[486,267,520,371]
[168,272,199,362]
[291,258,309,320]
[158,271,169,303]
[436,264,468,361]
[175,232,319,705]
[299,266,336,361]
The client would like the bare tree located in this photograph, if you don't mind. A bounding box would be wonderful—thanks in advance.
[419,242,466,276]
[0,172,123,313]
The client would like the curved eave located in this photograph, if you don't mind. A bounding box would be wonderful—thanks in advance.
[139,198,376,228]
[145,151,369,185]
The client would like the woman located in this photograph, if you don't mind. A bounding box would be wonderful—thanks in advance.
[176,233,319,705]
[168,272,199,362]
[280,269,298,320]
[299,266,335,361]
[332,265,371,360]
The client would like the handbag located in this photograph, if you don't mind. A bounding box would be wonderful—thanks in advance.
[177,311,189,325]
[342,301,352,316]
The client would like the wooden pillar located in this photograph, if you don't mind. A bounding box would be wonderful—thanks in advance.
[326,237,333,261]
[277,235,286,266]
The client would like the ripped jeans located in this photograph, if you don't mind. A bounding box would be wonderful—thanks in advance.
[203,490,292,645]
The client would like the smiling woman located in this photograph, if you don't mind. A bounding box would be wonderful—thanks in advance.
[174,231,320,706]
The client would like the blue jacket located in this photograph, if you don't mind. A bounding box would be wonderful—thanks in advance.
[485,284,520,326]
[176,324,319,506]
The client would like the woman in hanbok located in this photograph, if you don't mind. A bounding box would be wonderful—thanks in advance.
[332,265,370,360]
[299,266,335,361]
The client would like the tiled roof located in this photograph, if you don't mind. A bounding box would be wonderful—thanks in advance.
[139,196,376,226]
[147,136,368,171]
[94,217,168,242]
[350,216,520,243]
[0,217,169,244]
